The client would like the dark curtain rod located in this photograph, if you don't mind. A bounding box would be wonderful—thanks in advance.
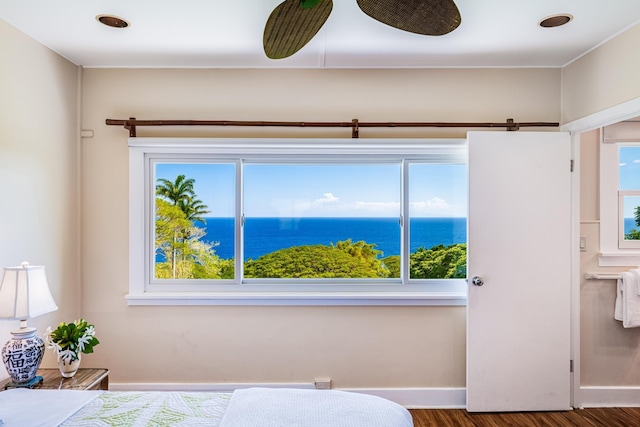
[105,117,559,138]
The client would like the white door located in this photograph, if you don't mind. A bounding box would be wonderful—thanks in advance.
[466,131,572,412]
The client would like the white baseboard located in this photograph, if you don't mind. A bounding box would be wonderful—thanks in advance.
[109,382,466,408]
[110,384,640,408]
[579,386,640,407]
[110,382,315,392]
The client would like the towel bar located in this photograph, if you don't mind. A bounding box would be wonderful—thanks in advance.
[585,273,622,280]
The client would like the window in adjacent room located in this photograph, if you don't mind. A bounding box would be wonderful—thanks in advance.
[618,146,640,248]
[599,121,640,264]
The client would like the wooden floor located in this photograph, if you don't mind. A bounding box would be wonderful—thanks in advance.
[409,408,640,426]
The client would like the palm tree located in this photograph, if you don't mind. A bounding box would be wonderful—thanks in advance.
[156,174,210,219]
[155,175,211,277]
[179,196,209,223]
[156,174,195,205]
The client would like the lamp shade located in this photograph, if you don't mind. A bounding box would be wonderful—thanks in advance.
[0,262,58,320]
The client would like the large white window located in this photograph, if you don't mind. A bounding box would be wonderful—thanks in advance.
[129,138,468,305]
[599,123,640,265]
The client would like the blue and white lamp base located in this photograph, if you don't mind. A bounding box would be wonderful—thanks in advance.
[1,326,45,387]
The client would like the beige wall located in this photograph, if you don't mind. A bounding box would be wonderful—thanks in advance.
[4,11,640,394]
[0,19,80,376]
[81,67,560,387]
[562,23,640,124]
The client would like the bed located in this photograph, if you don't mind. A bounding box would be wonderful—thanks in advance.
[0,387,413,426]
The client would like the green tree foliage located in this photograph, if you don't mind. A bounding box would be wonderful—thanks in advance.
[331,239,388,277]
[626,205,640,240]
[155,175,229,279]
[218,258,236,279]
[243,241,466,280]
[244,240,389,278]
[382,256,400,278]
[155,199,225,279]
[410,244,467,279]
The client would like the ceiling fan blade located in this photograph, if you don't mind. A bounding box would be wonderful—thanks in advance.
[264,0,333,59]
[357,0,461,36]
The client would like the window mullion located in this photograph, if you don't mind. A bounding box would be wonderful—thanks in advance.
[402,160,410,284]
[238,159,244,284]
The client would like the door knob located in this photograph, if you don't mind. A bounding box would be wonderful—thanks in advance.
[471,276,484,286]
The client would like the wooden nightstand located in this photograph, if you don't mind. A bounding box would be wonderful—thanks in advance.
[1,368,109,391]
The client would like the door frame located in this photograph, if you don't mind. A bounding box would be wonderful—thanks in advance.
[562,96,640,409]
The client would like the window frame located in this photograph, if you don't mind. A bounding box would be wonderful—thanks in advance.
[128,137,468,306]
[599,123,640,265]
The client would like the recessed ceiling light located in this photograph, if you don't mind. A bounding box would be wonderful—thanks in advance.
[96,15,129,28]
[539,14,573,28]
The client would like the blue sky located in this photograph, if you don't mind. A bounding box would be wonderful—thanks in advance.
[619,146,640,217]
[156,162,468,218]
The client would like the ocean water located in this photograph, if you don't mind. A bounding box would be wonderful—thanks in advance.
[197,217,466,261]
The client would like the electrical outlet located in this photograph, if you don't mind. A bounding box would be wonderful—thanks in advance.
[314,378,331,389]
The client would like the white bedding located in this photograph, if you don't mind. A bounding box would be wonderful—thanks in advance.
[0,387,413,427]
[0,389,103,426]
[219,388,413,427]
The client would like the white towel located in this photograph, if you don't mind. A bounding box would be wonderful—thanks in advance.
[615,269,640,328]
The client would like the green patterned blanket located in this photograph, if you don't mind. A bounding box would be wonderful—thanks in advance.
[61,391,232,426]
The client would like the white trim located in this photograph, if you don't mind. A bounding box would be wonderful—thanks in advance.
[128,137,468,157]
[597,253,640,267]
[110,382,315,392]
[125,291,467,306]
[561,97,640,134]
[108,382,466,408]
[579,386,640,408]
[570,135,581,408]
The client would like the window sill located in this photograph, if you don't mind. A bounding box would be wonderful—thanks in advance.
[598,252,640,267]
[125,291,467,306]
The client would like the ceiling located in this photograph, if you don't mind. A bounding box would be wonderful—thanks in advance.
[1,0,639,68]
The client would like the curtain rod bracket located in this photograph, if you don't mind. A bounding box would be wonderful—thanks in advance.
[506,118,520,132]
[124,117,137,137]
[352,119,359,138]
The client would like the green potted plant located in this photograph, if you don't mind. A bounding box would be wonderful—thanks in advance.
[44,318,100,378]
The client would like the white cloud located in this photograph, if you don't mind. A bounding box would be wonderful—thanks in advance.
[314,192,339,204]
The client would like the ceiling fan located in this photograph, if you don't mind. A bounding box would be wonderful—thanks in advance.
[263,0,462,60]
